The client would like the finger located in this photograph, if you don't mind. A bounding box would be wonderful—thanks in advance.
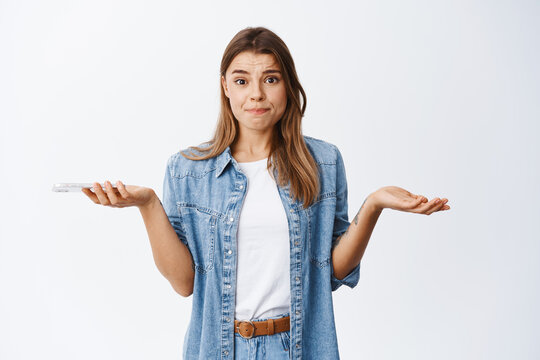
[434,198,449,211]
[104,180,120,206]
[82,188,99,204]
[413,195,426,204]
[427,201,446,215]
[440,199,450,211]
[93,182,111,206]
[405,196,425,209]
[116,180,131,200]
[425,198,445,215]
[415,197,440,214]
[408,195,429,210]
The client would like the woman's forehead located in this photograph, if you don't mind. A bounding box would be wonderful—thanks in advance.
[227,51,280,73]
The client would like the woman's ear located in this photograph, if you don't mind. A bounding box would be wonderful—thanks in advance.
[221,75,229,98]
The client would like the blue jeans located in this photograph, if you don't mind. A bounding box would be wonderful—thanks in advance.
[234,312,291,360]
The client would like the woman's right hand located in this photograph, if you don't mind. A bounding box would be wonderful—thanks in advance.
[82,180,157,209]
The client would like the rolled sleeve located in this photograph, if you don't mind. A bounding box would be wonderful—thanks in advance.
[162,155,189,248]
[330,144,361,292]
[331,260,361,291]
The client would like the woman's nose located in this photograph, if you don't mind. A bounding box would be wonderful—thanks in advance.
[249,82,264,101]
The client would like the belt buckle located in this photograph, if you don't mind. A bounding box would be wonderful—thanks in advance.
[236,320,255,339]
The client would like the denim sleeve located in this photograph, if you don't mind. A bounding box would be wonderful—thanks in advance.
[162,156,189,248]
[330,145,361,292]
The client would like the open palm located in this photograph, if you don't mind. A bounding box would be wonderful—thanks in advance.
[82,180,156,209]
[371,186,450,215]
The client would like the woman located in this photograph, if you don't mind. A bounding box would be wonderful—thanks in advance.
[83,26,449,360]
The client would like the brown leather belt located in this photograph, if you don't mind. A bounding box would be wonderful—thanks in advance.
[234,315,290,339]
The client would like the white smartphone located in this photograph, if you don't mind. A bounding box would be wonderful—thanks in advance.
[52,183,118,192]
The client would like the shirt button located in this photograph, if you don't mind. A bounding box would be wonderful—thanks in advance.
[294,241,299,246]
[224,350,229,355]
[296,344,300,348]
[227,250,232,255]
[239,185,244,189]
[289,208,294,213]
[225,317,230,322]
[295,276,300,282]
[229,217,234,222]
[296,310,300,315]
[227,284,231,289]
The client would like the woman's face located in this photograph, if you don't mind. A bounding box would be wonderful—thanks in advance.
[221,51,287,135]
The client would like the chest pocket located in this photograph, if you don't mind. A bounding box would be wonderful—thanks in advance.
[178,203,220,274]
[306,192,337,268]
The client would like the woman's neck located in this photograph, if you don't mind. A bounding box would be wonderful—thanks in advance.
[231,130,273,162]
[231,147,270,163]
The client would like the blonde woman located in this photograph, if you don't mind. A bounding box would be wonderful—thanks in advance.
[83,26,450,360]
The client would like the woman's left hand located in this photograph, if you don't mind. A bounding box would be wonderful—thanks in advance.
[369,186,450,215]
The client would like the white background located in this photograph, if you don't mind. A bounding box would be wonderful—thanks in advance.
[1,0,539,359]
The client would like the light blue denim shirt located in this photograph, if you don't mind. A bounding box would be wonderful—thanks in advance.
[162,135,361,359]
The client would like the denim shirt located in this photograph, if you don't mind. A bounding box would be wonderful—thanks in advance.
[162,135,361,359]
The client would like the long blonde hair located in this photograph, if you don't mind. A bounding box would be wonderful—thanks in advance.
[182,26,319,208]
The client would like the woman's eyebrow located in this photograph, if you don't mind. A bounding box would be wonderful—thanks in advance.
[231,69,281,75]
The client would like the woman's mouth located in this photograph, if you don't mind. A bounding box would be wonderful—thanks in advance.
[247,108,269,115]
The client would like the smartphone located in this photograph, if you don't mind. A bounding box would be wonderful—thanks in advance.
[52,183,118,192]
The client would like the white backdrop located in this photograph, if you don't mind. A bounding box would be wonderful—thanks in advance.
[1,0,539,359]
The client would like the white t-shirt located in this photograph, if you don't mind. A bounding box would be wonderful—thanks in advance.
[234,157,291,321]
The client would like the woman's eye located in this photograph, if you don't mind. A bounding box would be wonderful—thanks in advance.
[234,78,279,85]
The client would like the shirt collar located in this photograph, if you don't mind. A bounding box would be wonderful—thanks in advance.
[214,146,278,179]
[215,146,233,178]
